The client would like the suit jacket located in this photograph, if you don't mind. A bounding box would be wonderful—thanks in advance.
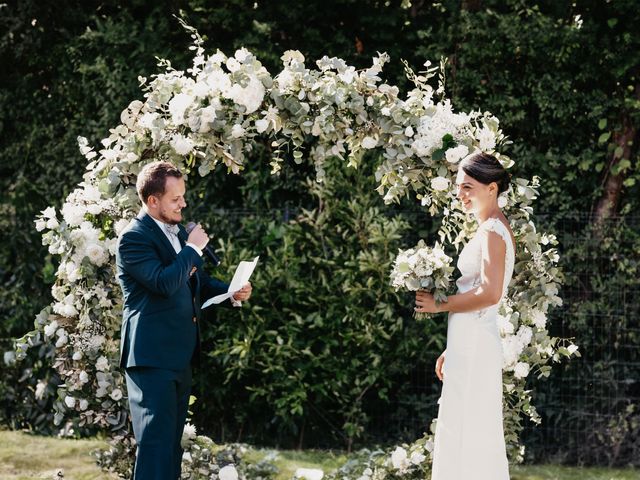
[116,211,229,370]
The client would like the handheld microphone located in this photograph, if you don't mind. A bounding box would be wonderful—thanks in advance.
[185,222,221,267]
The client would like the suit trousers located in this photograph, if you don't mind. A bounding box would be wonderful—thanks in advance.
[125,366,192,480]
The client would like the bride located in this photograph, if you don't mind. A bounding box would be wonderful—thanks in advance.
[415,152,515,480]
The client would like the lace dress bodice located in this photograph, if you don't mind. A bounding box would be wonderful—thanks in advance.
[455,218,515,299]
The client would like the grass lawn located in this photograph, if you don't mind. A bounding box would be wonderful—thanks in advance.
[1,430,638,480]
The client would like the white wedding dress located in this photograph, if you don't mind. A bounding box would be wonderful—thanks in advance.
[431,218,514,480]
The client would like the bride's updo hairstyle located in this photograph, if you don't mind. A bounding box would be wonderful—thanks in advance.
[460,152,511,194]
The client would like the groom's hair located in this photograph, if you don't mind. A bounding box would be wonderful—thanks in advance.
[136,161,183,204]
[460,152,511,194]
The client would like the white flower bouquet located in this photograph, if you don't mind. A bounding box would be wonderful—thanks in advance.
[390,240,455,319]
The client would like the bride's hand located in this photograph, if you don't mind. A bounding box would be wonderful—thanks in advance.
[415,290,439,313]
[435,351,445,381]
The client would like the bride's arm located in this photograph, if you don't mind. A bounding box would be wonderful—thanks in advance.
[415,231,507,314]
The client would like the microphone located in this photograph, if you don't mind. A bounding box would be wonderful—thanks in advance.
[185,222,221,267]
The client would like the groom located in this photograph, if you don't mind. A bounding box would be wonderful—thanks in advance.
[116,161,252,479]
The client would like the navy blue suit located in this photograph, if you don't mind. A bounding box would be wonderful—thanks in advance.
[116,211,228,479]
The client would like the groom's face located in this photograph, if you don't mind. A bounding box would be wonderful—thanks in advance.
[149,176,187,225]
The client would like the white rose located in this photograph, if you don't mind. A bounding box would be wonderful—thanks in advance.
[390,446,409,471]
[219,465,239,480]
[170,134,194,155]
[445,145,468,164]
[86,244,108,266]
[95,356,109,372]
[361,136,377,149]
[231,124,246,138]
[430,176,450,191]
[110,388,123,401]
[64,396,76,409]
[497,194,508,209]
[513,362,530,379]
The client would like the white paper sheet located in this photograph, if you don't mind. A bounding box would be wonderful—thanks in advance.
[201,256,259,309]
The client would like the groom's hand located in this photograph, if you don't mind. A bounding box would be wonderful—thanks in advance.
[187,224,209,250]
[232,282,252,302]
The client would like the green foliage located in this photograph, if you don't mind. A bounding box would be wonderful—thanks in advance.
[194,159,444,448]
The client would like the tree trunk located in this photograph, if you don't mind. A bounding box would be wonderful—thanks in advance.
[592,114,638,225]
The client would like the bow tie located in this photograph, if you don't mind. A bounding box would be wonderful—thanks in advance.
[165,224,180,236]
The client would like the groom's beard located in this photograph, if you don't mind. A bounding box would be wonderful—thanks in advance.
[158,209,182,225]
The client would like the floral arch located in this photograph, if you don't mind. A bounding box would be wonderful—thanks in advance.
[15,26,577,478]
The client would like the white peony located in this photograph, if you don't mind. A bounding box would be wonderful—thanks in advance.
[514,362,530,379]
[219,465,239,480]
[430,176,450,191]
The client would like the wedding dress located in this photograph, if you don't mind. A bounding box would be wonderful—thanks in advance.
[431,218,515,480]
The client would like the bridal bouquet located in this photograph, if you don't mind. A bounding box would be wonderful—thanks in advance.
[390,240,455,319]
